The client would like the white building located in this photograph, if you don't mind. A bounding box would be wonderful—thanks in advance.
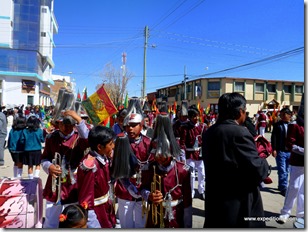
[0,0,57,108]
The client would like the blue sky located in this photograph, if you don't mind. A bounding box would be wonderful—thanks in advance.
[52,0,304,98]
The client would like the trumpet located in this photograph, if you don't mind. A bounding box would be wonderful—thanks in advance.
[51,152,62,205]
[151,165,164,228]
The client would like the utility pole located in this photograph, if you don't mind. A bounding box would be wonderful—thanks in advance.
[121,52,127,103]
[140,80,143,98]
[142,26,149,99]
[184,65,188,100]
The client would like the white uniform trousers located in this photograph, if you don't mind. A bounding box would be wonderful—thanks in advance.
[258,126,266,136]
[186,159,205,198]
[117,198,146,228]
[281,165,304,218]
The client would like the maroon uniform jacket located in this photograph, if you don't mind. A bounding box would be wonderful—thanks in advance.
[180,121,206,160]
[77,151,116,228]
[287,123,304,166]
[140,158,192,228]
[114,135,152,201]
[172,119,188,139]
[257,113,267,128]
[41,130,88,204]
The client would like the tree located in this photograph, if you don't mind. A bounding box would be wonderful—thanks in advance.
[96,62,134,107]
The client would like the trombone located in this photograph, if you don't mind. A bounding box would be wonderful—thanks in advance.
[51,152,62,205]
[151,165,164,228]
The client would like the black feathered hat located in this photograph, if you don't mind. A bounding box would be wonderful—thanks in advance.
[180,100,189,116]
[123,97,143,126]
[142,101,151,112]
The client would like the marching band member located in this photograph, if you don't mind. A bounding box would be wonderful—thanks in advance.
[77,126,116,228]
[172,100,189,142]
[41,91,89,228]
[140,112,192,228]
[114,97,152,228]
[179,105,207,199]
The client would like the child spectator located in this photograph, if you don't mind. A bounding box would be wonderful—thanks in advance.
[22,115,45,179]
[58,203,88,228]
[8,116,27,177]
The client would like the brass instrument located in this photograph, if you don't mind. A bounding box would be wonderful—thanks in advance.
[151,165,164,228]
[51,152,62,205]
[108,181,116,212]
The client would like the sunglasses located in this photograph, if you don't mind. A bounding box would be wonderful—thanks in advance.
[127,123,140,127]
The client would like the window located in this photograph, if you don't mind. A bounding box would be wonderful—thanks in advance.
[283,85,292,93]
[41,32,46,37]
[169,89,176,97]
[22,79,35,90]
[267,84,276,93]
[295,85,303,93]
[207,81,220,98]
[195,83,202,97]
[208,82,220,91]
[27,95,34,105]
[187,84,191,93]
[234,82,244,92]
[255,83,264,92]
[42,8,47,13]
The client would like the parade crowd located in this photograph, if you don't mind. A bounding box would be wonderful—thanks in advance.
[0,91,304,228]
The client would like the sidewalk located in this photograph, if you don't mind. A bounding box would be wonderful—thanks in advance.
[0,132,296,228]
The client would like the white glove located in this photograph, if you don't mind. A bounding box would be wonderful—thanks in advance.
[292,145,304,155]
[127,184,141,199]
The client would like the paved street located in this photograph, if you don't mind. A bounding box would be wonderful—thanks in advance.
[0,132,296,228]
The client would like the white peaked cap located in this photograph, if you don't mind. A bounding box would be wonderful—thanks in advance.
[128,113,143,123]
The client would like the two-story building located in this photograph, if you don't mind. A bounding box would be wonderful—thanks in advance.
[152,76,304,115]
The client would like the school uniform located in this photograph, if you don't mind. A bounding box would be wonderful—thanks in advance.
[114,135,151,228]
[8,128,25,165]
[279,123,304,220]
[78,151,116,228]
[22,128,45,166]
[257,113,267,136]
[41,121,89,228]
[140,158,192,228]
[180,121,206,198]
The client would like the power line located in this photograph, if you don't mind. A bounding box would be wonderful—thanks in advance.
[151,0,189,30]
[191,47,303,78]
[143,47,303,92]
[160,0,205,31]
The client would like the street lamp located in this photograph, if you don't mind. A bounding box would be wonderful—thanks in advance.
[183,66,189,100]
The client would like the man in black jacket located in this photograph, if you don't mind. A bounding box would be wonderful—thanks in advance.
[202,93,269,228]
[271,107,292,196]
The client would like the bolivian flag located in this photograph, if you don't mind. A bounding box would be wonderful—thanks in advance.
[82,85,118,126]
